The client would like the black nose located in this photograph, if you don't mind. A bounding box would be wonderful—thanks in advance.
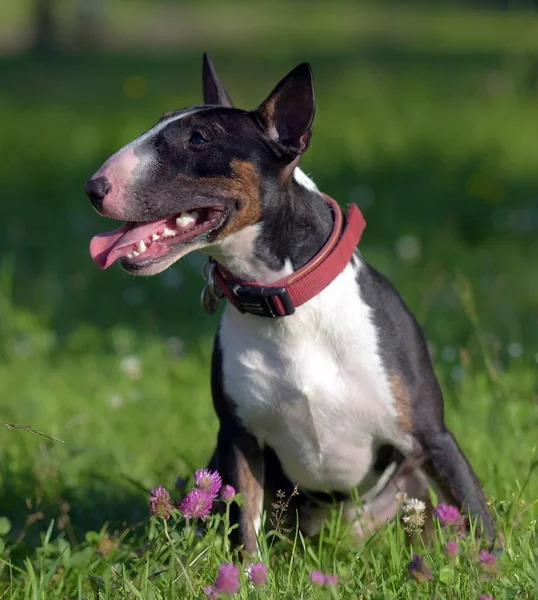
[84,176,111,210]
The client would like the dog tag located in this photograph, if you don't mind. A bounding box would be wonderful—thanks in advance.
[201,284,222,315]
[201,260,224,315]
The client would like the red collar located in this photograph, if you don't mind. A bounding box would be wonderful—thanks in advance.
[210,193,366,318]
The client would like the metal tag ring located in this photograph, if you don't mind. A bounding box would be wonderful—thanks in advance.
[206,262,225,300]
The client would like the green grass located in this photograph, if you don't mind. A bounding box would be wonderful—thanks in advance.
[0,2,537,597]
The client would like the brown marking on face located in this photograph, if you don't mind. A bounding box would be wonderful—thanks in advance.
[171,159,261,241]
[213,159,262,239]
[167,161,261,252]
[388,372,414,433]
[234,444,264,555]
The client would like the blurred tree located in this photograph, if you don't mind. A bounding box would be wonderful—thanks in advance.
[32,0,55,52]
[75,0,104,49]
[32,0,104,52]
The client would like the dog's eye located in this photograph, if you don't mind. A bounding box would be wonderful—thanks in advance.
[189,132,207,144]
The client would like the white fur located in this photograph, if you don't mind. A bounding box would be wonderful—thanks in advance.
[204,167,316,281]
[253,499,263,537]
[206,223,293,283]
[96,108,206,192]
[219,258,413,493]
[130,107,204,148]
[293,167,319,192]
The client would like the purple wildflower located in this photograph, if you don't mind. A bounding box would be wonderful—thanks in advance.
[309,570,338,586]
[408,553,433,584]
[310,570,327,586]
[249,562,267,586]
[214,563,240,595]
[149,485,174,520]
[203,586,219,599]
[175,475,186,490]
[446,540,459,556]
[221,485,236,503]
[194,469,222,498]
[180,488,213,519]
[479,550,497,572]
[479,595,493,600]
[434,503,461,525]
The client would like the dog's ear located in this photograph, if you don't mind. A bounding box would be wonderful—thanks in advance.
[256,62,315,158]
[202,53,234,107]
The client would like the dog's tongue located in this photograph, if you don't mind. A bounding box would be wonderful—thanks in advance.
[89,219,168,269]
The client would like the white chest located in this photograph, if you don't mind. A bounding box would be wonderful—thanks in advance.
[219,261,409,492]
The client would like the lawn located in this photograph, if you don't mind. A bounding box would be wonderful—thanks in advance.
[0,2,537,597]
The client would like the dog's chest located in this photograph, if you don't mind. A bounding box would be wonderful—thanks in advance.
[219,260,406,492]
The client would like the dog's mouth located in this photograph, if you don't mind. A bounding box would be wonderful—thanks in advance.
[89,206,226,271]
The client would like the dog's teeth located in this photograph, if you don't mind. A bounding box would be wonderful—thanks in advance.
[137,240,147,253]
[176,213,196,228]
[132,250,140,258]
[151,234,159,241]
[163,227,174,237]
[126,253,133,259]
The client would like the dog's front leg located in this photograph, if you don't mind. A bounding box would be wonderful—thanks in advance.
[214,424,264,556]
[210,333,264,556]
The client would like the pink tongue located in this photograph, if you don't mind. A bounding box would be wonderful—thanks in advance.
[89,218,169,269]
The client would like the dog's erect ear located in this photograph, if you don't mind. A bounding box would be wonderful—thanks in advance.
[202,53,234,107]
[256,62,315,157]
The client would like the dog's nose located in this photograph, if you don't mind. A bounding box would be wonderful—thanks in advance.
[84,176,111,210]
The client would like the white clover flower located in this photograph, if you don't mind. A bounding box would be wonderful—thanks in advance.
[401,497,426,534]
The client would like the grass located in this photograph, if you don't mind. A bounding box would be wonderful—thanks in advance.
[0,1,537,597]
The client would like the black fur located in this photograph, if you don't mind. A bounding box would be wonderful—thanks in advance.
[358,260,494,540]
[255,179,333,272]
[203,52,234,108]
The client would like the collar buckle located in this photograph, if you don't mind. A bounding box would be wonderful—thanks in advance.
[203,194,366,319]
[227,282,296,318]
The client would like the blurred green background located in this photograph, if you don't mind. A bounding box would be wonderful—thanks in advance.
[0,0,536,552]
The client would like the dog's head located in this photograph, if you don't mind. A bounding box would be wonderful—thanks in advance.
[86,54,315,276]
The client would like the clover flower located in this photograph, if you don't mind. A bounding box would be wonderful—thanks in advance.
[194,469,222,498]
[149,485,174,520]
[214,563,240,595]
[221,485,236,503]
[179,488,213,519]
[446,540,459,556]
[408,553,433,584]
[203,586,218,599]
[249,562,267,586]
[479,550,497,572]
[309,570,338,586]
[401,497,426,534]
[434,503,461,525]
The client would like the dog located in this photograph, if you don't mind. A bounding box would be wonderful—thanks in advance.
[85,54,495,554]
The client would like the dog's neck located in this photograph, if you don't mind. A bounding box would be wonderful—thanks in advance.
[207,169,333,284]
